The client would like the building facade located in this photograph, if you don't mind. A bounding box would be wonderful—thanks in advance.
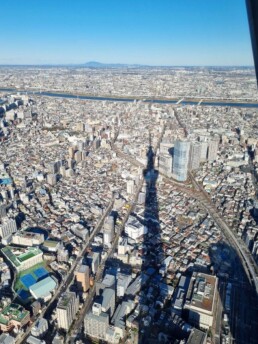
[56,292,79,331]
[172,140,190,182]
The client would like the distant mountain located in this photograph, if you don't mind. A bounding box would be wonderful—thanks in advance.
[82,61,145,68]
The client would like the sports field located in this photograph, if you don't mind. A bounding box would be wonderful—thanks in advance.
[14,262,50,303]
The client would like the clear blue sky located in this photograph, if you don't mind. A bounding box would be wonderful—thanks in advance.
[0,0,254,66]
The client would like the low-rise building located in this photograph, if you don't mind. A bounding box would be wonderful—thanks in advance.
[0,303,30,332]
[1,246,43,272]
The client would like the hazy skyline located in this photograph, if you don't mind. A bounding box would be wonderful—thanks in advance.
[0,0,254,66]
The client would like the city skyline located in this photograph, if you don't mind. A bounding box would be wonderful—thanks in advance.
[0,0,254,66]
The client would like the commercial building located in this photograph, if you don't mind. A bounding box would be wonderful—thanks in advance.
[158,153,173,175]
[184,272,218,329]
[31,318,48,337]
[124,215,147,241]
[200,141,208,162]
[41,240,60,252]
[172,140,190,182]
[75,264,90,293]
[187,328,207,344]
[101,288,116,317]
[126,180,135,194]
[1,246,43,272]
[12,231,44,247]
[116,273,132,297]
[0,303,30,332]
[188,142,202,171]
[0,219,17,239]
[0,204,7,219]
[47,173,57,186]
[207,139,219,161]
[56,292,79,331]
[87,252,100,274]
[84,311,109,341]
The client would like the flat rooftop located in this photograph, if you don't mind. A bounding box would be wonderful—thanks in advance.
[1,246,42,268]
[57,292,75,309]
[0,303,29,325]
[185,272,217,313]
[29,276,56,299]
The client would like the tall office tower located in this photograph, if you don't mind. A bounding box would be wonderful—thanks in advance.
[172,140,190,182]
[68,147,75,159]
[9,188,15,199]
[67,158,74,169]
[138,191,146,205]
[158,153,173,175]
[126,180,135,194]
[74,151,82,163]
[59,166,66,176]
[48,161,60,174]
[93,139,101,150]
[56,292,79,331]
[101,288,115,317]
[87,252,100,275]
[76,123,85,132]
[0,218,17,239]
[0,204,7,219]
[103,229,114,247]
[75,264,90,293]
[47,173,57,186]
[189,142,202,170]
[207,139,219,161]
[103,215,115,246]
[104,215,115,232]
[200,141,208,162]
[77,141,84,151]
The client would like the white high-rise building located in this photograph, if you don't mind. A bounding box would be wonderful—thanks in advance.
[56,292,79,331]
[0,218,17,239]
[189,142,202,170]
[127,180,135,194]
[207,139,219,161]
[103,230,113,247]
[124,216,147,241]
[84,311,109,340]
[103,215,115,247]
[200,141,208,161]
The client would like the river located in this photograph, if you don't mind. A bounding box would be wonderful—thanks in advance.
[1,88,258,108]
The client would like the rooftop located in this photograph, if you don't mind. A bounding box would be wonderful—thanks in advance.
[185,272,217,313]
[0,303,29,326]
[57,291,75,309]
[29,276,57,299]
[1,246,43,268]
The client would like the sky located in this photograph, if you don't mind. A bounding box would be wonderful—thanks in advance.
[0,0,254,66]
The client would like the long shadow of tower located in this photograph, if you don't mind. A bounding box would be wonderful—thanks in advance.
[138,133,164,343]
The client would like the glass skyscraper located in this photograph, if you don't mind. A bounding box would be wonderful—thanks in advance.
[173,140,190,181]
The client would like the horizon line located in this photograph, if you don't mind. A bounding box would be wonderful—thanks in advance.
[0,63,255,68]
